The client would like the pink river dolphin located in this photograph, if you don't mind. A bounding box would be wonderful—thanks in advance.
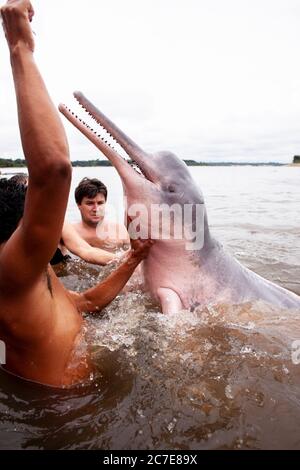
[59,93,300,314]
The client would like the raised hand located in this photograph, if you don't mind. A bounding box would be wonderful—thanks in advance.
[1,0,35,52]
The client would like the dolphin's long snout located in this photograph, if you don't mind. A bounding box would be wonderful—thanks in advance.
[59,91,155,183]
[73,91,147,161]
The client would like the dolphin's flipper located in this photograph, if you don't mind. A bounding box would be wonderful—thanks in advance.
[157,288,183,314]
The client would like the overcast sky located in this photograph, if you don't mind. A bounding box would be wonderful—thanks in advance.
[1,0,300,162]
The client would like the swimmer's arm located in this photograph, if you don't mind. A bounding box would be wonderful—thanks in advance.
[0,2,71,288]
[62,223,118,265]
[72,240,153,313]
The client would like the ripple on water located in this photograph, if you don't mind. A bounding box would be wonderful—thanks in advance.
[1,265,300,450]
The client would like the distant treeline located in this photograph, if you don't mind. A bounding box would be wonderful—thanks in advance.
[183,161,284,167]
[0,157,286,169]
[72,160,112,167]
[0,158,27,168]
[293,156,300,164]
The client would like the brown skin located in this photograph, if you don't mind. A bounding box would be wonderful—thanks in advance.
[61,193,130,265]
[0,0,153,387]
[61,222,120,265]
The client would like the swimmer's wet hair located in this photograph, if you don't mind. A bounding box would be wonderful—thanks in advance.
[75,178,108,205]
[9,173,28,187]
[0,178,27,243]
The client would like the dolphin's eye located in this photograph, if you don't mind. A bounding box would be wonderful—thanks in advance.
[168,185,176,193]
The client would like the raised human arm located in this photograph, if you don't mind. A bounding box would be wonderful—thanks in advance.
[0,0,72,288]
[71,239,153,313]
[62,223,119,265]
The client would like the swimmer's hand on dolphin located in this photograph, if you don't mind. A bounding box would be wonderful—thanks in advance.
[125,215,155,264]
[129,238,155,263]
[72,237,155,314]
[1,0,35,52]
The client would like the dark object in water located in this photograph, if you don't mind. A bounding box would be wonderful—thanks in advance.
[50,248,71,266]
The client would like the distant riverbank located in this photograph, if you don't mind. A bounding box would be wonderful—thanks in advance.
[0,158,287,169]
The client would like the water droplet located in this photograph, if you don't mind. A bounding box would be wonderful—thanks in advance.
[137,409,145,419]
[167,418,177,433]
[225,384,234,399]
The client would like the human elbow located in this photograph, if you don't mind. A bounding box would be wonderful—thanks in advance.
[81,293,104,314]
[33,158,72,185]
[50,159,72,180]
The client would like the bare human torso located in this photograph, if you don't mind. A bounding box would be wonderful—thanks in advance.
[0,261,90,387]
[71,220,129,252]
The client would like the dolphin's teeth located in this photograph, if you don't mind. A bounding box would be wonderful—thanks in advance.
[65,98,131,161]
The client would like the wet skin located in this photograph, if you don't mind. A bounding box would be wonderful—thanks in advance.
[0,0,152,387]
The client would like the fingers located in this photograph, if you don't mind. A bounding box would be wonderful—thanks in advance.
[27,1,34,21]
[28,6,34,21]
[1,0,35,51]
[1,0,35,21]
[127,214,134,230]
[1,9,8,31]
[130,238,155,260]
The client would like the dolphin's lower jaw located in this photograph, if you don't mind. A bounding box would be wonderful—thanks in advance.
[143,242,300,312]
[142,242,237,311]
[145,264,300,312]
[59,93,300,314]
